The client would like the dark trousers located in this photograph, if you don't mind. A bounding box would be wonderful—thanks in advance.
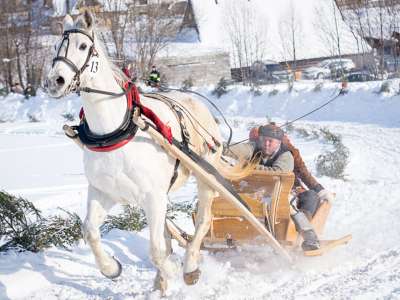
[297,190,320,218]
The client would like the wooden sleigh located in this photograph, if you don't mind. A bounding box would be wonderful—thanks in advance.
[65,114,350,262]
[167,170,351,257]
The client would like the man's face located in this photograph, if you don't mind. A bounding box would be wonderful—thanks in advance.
[260,136,281,156]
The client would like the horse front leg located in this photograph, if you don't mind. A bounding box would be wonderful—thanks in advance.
[183,180,214,285]
[83,185,121,279]
[143,193,180,295]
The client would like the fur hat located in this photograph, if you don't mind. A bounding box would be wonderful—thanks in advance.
[258,124,284,141]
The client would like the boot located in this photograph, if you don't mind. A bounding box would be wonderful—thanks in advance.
[291,211,320,251]
[301,229,320,251]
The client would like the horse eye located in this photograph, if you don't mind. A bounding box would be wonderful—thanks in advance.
[79,43,87,51]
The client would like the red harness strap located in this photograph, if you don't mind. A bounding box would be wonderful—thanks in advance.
[78,82,172,152]
[125,82,173,144]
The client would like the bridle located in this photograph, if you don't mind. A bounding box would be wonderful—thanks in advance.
[52,28,98,94]
[52,28,132,99]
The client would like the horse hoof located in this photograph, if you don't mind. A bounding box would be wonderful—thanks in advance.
[101,257,122,280]
[183,269,201,285]
[153,271,168,296]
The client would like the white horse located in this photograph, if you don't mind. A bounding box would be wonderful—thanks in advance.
[46,10,249,294]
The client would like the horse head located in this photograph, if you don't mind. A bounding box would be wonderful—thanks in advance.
[46,10,97,98]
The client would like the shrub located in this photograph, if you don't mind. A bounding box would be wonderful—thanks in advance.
[101,205,147,234]
[0,191,82,252]
[212,77,229,98]
[295,127,311,138]
[319,127,341,145]
[167,200,196,219]
[283,122,294,133]
[27,114,40,122]
[379,81,391,94]
[250,84,263,96]
[313,82,324,92]
[269,88,279,96]
[62,112,75,122]
[33,210,82,251]
[181,77,194,91]
[315,128,349,179]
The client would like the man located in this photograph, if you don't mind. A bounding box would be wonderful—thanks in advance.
[148,65,161,87]
[249,124,335,209]
[228,124,321,251]
[24,83,35,99]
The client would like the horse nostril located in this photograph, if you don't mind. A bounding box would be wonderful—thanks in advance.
[56,76,65,86]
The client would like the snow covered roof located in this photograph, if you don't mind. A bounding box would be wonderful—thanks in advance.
[190,0,364,62]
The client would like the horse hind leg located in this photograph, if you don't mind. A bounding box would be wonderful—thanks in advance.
[183,179,214,285]
[83,186,122,279]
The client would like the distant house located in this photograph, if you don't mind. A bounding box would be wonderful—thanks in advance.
[337,0,400,71]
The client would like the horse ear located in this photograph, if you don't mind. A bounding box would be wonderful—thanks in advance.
[63,14,74,31]
[76,9,94,31]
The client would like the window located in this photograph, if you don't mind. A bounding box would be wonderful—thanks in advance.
[135,0,148,5]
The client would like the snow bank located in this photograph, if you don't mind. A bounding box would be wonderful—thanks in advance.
[2,80,400,130]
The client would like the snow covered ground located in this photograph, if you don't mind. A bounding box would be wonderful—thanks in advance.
[1,81,400,299]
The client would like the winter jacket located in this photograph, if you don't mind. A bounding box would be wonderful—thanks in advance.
[282,136,323,193]
[227,142,294,172]
[226,139,322,192]
[149,70,161,82]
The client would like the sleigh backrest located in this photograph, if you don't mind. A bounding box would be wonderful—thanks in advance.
[202,171,296,245]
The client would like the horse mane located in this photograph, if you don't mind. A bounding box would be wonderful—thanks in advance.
[93,32,129,86]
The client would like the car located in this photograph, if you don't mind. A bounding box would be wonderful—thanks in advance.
[302,58,355,80]
[264,61,293,83]
[383,55,400,73]
[346,70,376,82]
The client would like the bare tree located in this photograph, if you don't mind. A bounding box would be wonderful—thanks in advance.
[128,3,180,79]
[279,0,303,77]
[0,0,49,92]
[223,1,268,84]
[0,2,18,91]
[98,0,131,62]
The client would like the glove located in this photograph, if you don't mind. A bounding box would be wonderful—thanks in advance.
[317,189,335,203]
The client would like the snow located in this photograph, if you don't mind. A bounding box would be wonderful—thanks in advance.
[1,80,400,299]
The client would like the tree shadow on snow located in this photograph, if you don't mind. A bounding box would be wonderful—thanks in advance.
[0,276,10,300]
